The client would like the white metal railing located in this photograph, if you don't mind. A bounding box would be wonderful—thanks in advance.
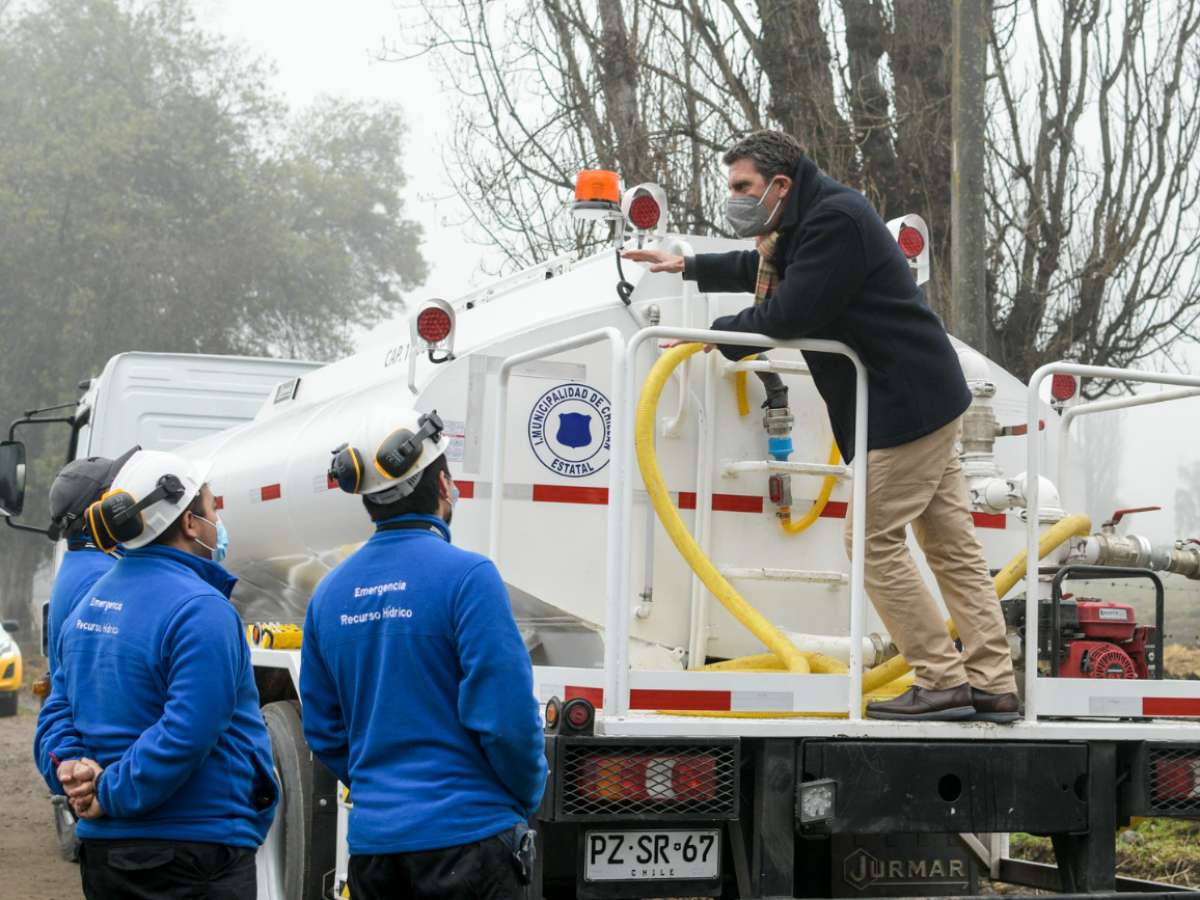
[489,328,627,718]
[661,238,697,437]
[613,327,870,720]
[722,460,852,479]
[1024,362,1200,721]
[1057,385,1200,490]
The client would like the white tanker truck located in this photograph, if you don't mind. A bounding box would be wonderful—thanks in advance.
[5,179,1200,899]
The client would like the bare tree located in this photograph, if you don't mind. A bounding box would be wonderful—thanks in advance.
[403,1,1200,382]
[401,0,956,305]
[986,0,1200,388]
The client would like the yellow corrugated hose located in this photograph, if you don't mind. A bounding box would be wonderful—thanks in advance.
[780,441,841,534]
[734,361,755,417]
[638,343,811,674]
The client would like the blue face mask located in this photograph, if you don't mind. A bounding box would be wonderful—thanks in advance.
[194,514,229,564]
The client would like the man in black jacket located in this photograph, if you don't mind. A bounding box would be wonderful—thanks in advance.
[624,130,1018,722]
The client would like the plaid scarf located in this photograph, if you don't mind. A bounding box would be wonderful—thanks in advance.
[754,231,781,302]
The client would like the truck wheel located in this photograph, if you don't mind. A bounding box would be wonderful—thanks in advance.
[0,690,18,717]
[51,796,79,862]
[260,700,333,900]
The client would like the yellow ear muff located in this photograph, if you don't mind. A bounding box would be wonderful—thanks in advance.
[86,499,119,554]
[329,445,366,494]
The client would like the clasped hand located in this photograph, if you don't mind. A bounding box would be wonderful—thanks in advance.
[58,758,105,819]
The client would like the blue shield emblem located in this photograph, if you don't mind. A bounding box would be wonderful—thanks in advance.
[556,412,593,449]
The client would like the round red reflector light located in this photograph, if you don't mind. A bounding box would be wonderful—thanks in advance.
[897,224,925,260]
[1051,373,1078,402]
[416,307,452,343]
[567,703,591,727]
[628,194,660,230]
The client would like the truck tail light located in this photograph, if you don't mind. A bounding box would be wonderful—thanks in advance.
[1051,373,1078,402]
[1152,755,1200,804]
[578,752,718,803]
[416,307,452,343]
[410,297,456,364]
[627,194,661,230]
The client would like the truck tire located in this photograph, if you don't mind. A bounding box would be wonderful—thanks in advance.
[261,700,334,900]
[0,690,18,717]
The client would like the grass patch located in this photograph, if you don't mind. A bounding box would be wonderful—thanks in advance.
[1011,819,1200,887]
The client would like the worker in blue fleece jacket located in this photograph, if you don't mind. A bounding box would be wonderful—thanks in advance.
[302,409,546,900]
[34,450,277,899]
[44,450,136,675]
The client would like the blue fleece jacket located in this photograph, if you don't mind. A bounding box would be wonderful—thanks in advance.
[301,513,547,855]
[46,542,116,674]
[33,545,278,848]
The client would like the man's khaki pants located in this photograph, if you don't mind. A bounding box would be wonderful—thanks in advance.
[843,417,1017,694]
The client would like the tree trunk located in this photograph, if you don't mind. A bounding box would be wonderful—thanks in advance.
[597,0,651,183]
[756,0,857,180]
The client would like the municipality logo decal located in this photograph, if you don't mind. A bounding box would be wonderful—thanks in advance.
[528,383,612,478]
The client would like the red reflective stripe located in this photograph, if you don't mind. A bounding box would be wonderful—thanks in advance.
[681,492,765,513]
[213,496,224,510]
[1142,697,1200,717]
[631,689,732,711]
[565,685,604,706]
[712,493,763,513]
[972,512,1006,529]
[531,484,608,505]
[562,686,735,712]
[261,484,282,502]
[820,501,848,519]
[455,480,475,499]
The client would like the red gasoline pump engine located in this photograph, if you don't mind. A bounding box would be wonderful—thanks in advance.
[1058,599,1153,679]
[1001,565,1164,681]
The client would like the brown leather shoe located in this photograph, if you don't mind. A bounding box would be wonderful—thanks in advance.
[971,687,1021,723]
[866,684,975,721]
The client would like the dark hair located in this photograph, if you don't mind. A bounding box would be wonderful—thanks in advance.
[153,490,207,546]
[363,454,449,522]
[722,130,805,181]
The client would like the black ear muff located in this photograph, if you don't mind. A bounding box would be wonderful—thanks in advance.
[374,428,421,480]
[329,444,366,494]
[86,490,140,553]
[84,474,188,553]
[374,411,446,481]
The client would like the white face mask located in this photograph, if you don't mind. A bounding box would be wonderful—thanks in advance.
[192,514,228,563]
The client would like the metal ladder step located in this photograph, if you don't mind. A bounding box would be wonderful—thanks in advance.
[719,566,849,585]
[722,460,852,479]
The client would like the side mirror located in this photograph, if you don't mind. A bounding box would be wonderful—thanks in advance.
[2,620,18,634]
[0,440,27,517]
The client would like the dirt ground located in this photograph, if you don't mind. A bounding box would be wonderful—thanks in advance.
[0,693,84,900]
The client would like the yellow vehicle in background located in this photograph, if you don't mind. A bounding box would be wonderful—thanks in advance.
[0,621,22,717]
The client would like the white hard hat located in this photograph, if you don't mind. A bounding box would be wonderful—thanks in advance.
[328,407,450,503]
[99,450,208,550]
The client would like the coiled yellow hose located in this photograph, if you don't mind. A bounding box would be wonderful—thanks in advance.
[638,343,810,673]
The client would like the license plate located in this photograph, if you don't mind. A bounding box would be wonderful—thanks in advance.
[583,829,720,881]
